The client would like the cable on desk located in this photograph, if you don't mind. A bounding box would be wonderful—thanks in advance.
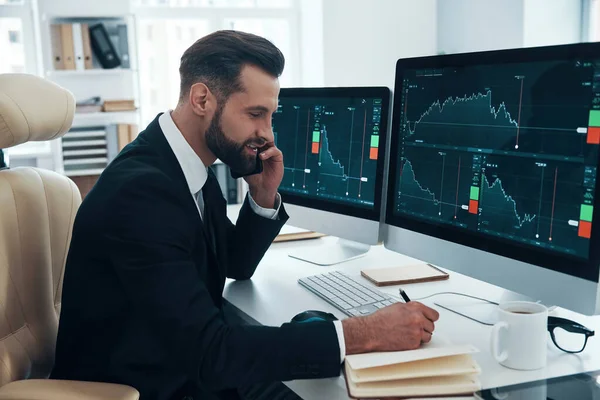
[389,291,499,326]
[410,292,499,305]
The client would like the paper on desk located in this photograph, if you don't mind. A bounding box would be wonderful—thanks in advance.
[278,224,311,235]
[345,335,479,370]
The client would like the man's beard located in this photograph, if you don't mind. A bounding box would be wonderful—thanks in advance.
[205,106,257,176]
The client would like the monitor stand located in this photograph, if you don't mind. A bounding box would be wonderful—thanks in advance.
[288,238,371,266]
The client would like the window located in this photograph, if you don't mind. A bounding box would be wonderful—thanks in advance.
[8,29,19,43]
[134,0,292,7]
[1,0,50,160]
[137,18,211,124]
[134,0,300,127]
[224,18,293,86]
[591,0,600,41]
[0,18,25,74]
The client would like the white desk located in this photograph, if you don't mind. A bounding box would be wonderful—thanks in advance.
[222,206,600,399]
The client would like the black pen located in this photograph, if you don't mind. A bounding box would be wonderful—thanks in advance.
[399,288,411,303]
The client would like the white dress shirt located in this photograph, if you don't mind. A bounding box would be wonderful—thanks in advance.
[159,111,346,364]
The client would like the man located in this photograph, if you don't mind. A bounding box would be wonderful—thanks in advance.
[51,30,439,400]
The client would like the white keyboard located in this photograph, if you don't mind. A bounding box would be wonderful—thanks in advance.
[298,271,399,316]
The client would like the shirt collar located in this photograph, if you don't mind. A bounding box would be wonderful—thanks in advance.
[159,110,208,195]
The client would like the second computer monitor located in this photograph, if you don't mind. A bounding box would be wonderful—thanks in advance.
[384,43,600,314]
[273,87,390,265]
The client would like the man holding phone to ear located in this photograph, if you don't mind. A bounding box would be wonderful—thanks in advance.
[52,30,439,400]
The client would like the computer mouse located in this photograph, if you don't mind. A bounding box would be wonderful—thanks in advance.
[291,310,338,323]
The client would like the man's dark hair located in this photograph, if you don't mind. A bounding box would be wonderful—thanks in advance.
[179,30,285,103]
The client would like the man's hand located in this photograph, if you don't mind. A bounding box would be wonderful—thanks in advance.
[245,142,283,209]
[341,302,440,355]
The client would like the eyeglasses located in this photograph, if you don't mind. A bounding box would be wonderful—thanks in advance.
[547,316,595,354]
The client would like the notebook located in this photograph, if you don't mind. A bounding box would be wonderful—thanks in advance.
[343,337,481,399]
[273,225,326,243]
[361,263,449,286]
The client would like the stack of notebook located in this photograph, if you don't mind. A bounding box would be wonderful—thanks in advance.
[343,337,481,399]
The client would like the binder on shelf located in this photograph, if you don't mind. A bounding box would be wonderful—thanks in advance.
[128,124,138,143]
[59,24,76,70]
[106,124,119,162]
[89,23,121,69]
[117,24,130,69]
[50,24,65,70]
[71,23,85,71]
[80,23,94,69]
[117,124,130,151]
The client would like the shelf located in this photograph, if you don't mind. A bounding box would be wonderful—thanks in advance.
[72,111,139,127]
[47,68,137,77]
[64,130,106,138]
[64,157,108,166]
[62,139,107,147]
[63,149,107,157]
[65,168,105,177]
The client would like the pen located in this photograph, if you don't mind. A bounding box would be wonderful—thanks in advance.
[399,288,411,303]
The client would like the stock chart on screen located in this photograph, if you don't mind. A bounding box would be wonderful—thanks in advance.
[273,96,383,209]
[393,60,600,258]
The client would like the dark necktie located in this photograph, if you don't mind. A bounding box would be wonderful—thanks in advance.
[202,169,221,253]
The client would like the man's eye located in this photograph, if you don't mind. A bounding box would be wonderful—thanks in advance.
[249,112,262,118]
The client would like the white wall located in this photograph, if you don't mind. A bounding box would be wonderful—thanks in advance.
[523,0,583,47]
[36,0,131,16]
[299,0,324,87]
[437,0,584,54]
[437,0,524,54]
[321,0,437,88]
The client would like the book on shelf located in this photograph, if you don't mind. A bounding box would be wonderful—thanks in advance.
[343,337,481,399]
[76,96,103,113]
[102,99,136,112]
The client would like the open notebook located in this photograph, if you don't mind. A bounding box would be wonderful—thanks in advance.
[343,337,481,399]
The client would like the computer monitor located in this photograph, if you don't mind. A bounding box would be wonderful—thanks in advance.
[273,87,390,265]
[384,43,600,315]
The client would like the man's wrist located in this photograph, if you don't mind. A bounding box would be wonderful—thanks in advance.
[341,316,378,355]
[249,188,277,209]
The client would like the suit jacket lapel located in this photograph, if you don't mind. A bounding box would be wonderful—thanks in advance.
[139,113,220,264]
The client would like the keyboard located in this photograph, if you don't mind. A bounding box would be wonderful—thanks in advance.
[298,271,399,317]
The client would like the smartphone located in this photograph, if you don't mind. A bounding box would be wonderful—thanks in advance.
[229,148,264,179]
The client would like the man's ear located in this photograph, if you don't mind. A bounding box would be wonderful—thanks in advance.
[189,83,217,117]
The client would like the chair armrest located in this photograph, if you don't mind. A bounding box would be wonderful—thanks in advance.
[0,379,139,400]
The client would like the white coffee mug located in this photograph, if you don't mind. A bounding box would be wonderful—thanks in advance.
[490,301,548,370]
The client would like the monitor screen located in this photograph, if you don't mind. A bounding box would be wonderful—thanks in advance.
[274,87,389,221]
[386,43,600,281]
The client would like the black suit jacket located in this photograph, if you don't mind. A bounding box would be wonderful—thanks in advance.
[51,115,342,400]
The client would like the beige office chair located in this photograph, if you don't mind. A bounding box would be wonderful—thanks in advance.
[0,74,139,400]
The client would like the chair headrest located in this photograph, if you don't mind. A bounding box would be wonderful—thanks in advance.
[0,73,75,149]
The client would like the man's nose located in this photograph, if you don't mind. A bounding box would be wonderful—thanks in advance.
[260,126,275,144]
